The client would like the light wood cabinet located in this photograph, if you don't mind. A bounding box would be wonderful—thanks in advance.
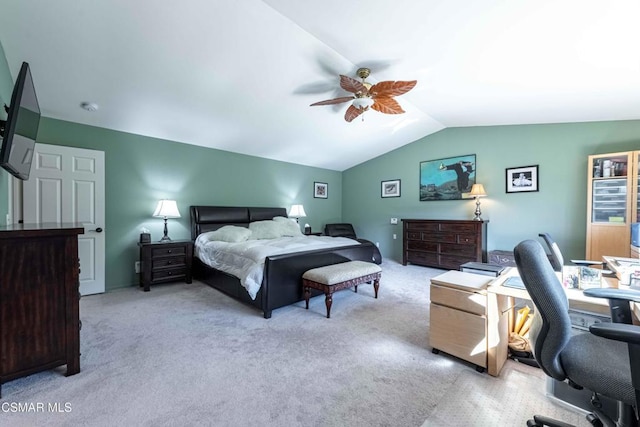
[586,151,639,259]
[429,271,493,372]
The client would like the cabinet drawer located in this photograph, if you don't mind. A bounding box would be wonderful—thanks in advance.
[407,222,440,232]
[430,283,486,315]
[440,223,476,233]
[152,267,186,282]
[440,243,476,257]
[439,254,475,270]
[152,256,186,270]
[407,231,422,240]
[457,234,477,245]
[429,302,487,368]
[407,251,438,265]
[422,233,457,243]
[152,246,187,257]
[407,241,438,252]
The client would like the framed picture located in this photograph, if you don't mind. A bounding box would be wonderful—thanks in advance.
[381,179,401,198]
[314,182,328,199]
[419,154,476,201]
[506,165,539,193]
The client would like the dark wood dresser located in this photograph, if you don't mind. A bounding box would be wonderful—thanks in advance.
[402,219,488,270]
[138,240,193,291]
[0,223,84,397]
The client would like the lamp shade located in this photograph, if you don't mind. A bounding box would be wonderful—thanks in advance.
[288,204,307,218]
[153,200,181,218]
[469,184,487,197]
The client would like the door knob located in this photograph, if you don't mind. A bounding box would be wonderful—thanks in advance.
[93,227,103,233]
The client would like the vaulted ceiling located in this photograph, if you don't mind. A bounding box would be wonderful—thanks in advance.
[1,1,639,171]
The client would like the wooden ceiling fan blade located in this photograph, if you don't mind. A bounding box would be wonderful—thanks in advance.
[369,80,417,98]
[310,96,354,107]
[344,104,365,122]
[371,97,405,115]
[339,75,367,95]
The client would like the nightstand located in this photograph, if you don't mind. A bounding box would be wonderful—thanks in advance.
[138,240,193,291]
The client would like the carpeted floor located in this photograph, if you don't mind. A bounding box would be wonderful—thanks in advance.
[2,260,591,426]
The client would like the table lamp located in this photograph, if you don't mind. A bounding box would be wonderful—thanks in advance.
[469,184,487,221]
[153,199,181,242]
[288,204,307,223]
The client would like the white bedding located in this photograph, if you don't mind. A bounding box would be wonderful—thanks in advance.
[194,235,360,300]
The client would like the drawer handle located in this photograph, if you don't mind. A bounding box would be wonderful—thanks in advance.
[168,271,173,276]
[167,260,173,265]
[167,249,172,254]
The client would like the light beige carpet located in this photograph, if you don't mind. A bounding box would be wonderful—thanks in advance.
[2,260,592,426]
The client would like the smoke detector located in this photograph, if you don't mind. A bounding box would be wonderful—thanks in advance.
[80,102,99,112]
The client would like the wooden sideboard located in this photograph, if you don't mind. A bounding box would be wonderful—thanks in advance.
[0,223,84,397]
[402,219,488,270]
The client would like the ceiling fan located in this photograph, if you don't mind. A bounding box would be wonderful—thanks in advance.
[310,68,417,122]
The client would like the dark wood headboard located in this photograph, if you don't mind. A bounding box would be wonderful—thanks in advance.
[190,206,287,240]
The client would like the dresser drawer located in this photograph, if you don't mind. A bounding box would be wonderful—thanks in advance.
[152,267,187,282]
[407,240,438,252]
[440,243,476,257]
[439,254,476,270]
[430,283,486,315]
[440,223,477,233]
[457,234,477,245]
[422,233,457,243]
[429,302,487,368]
[407,251,438,265]
[407,222,440,232]
[152,256,186,270]
[152,246,186,258]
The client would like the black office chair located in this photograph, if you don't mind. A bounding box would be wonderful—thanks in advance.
[538,233,603,272]
[324,223,382,264]
[514,239,640,427]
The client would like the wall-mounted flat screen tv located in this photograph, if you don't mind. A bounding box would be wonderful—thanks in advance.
[0,62,40,180]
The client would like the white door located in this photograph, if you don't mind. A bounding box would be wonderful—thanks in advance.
[23,143,106,295]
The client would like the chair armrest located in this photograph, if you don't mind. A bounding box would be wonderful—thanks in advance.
[583,288,640,303]
[589,323,640,345]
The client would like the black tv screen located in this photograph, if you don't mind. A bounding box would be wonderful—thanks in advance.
[0,62,40,180]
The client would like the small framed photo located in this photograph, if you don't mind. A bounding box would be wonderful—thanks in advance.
[506,165,539,193]
[381,179,401,198]
[314,182,328,199]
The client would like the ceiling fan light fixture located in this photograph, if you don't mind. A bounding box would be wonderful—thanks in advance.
[352,96,374,110]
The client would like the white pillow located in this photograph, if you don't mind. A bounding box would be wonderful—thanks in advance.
[249,220,282,239]
[275,218,303,237]
[202,225,252,243]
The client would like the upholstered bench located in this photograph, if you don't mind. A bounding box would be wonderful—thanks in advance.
[302,260,382,318]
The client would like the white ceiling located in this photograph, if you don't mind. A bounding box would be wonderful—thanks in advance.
[1,0,639,171]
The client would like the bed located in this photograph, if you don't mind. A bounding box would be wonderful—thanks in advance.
[190,205,377,318]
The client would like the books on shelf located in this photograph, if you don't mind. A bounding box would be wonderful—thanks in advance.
[459,262,506,277]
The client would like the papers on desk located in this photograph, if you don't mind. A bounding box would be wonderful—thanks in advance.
[562,265,601,290]
[503,276,525,290]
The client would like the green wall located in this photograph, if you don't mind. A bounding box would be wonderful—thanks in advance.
[343,121,640,263]
[38,118,342,290]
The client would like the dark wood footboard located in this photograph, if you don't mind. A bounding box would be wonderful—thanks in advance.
[194,242,376,318]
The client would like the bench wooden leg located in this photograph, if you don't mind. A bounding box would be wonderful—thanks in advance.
[304,286,311,309]
[373,279,379,298]
[354,285,358,293]
[325,292,333,318]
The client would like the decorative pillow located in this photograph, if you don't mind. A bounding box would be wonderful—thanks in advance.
[203,225,252,243]
[275,217,303,237]
[248,220,282,239]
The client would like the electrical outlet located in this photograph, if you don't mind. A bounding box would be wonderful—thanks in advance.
[390,217,398,224]
[135,261,141,273]
[375,242,380,247]
[393,234,397,240]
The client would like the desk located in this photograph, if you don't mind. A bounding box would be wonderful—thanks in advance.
[485,268,611,377]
